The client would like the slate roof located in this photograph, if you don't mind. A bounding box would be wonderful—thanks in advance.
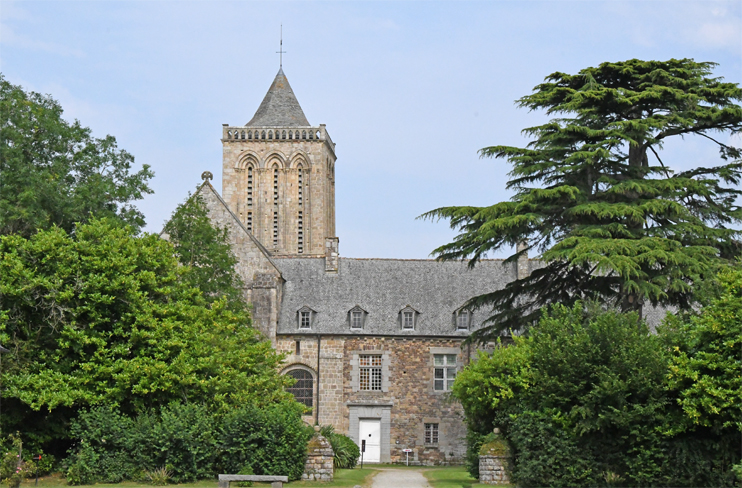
[274,257,522,337]
[246,68,310,127]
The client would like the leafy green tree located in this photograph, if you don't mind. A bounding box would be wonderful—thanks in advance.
[0,219,292,448]
[665,264,742,435]
[0,75,153,236]
[423,59,742,339]
[162,192,246,313]
[452,303,742,486]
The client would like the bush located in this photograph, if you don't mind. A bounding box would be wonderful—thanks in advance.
[454,298,742,487]
[218,402,311,481]
[66,401,310,484]
[66,403,218,484]
[319,426,360,469]
[508,410,599,487]
[1,435,37,488]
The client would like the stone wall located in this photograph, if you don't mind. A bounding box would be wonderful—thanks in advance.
[478,431,512,485]
[221,127,336,257]
[342,336,470,465]
[276,336,345,427]
[197,182,283,343]
[302,432,334,481]
[277,335,471,465]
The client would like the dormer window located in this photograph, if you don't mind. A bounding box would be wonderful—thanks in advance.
[399,306,418,330]
[297,306,315,329]
[456,310,471,330]
[348,306,367,330]
[403,311,414,329]
[352,311,363,329]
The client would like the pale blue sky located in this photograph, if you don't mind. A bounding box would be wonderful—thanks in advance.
[2,1,741,258]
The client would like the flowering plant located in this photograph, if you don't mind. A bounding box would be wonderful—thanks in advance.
[0,434,36,488]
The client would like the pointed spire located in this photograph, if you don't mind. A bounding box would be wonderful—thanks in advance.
[246,69,310,127]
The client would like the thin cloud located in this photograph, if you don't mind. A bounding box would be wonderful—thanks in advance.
[695,22,741,49]
[1,25,85,58]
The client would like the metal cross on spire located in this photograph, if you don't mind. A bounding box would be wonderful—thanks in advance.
[276,25,286,68]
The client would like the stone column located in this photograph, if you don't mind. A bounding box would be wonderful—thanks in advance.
[479,428,512,485]
[302,426,334,481]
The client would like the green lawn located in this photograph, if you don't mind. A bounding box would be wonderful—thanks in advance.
[421,466,483,488]
[21,465,484,488]
[21,468,375,488]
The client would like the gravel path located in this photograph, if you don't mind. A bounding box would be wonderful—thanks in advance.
[370,468,432,488]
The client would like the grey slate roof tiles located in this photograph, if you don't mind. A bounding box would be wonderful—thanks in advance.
[274,257,521,337]
[246,68,310,127]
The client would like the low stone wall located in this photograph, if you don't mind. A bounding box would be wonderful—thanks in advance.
[478,429,512,485]
[302,431,334,481]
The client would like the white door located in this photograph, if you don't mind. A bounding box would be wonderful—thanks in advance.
[358,419,381,463]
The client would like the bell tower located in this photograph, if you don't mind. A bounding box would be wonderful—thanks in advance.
[221,68,336,256]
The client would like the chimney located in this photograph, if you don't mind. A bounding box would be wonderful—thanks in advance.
[516,241,529,280]
[325,237,339,273]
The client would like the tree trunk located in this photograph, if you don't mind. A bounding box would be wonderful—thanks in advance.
[623,140,647,319]
[620,291,644,318]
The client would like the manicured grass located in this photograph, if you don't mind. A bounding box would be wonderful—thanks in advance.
[422,466,491,488]
[21,465,484,488]
[20,468,376,488]
[288,467,375,487]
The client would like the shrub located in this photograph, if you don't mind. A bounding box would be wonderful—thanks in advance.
[508,410,599,487]
[0,434,39,488]
[219,402,311,481]
[319,426,360,469]
[144,466,171,486]
[66,404,218,484]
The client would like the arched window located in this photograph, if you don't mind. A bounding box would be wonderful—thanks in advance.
[282,130,287,140]
[273,165,279,248]
[297,166,304,253]
[302,130,307,140]
[247,166,253,207]
[241,130,246,139]
[295,131,300,139]
[286,369,313,408]
[261,130,266,140]
[268,130,273,140]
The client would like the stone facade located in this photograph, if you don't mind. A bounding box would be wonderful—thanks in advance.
[302,432,334,481]
[221,125,336,258]
[184,182,283,342]
[277,335,471,465]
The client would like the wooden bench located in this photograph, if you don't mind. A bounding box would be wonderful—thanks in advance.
[218,474,289,488]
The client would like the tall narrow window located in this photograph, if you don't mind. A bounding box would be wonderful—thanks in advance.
[247,166,253,207]
[298,168,303,206]
[298,210,303,253]
[273,166,279,248]
[247,212,253,233]
[434,354,458,391]
[359,355,382,391]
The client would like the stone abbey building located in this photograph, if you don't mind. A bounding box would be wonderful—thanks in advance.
[180,68,535,465]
